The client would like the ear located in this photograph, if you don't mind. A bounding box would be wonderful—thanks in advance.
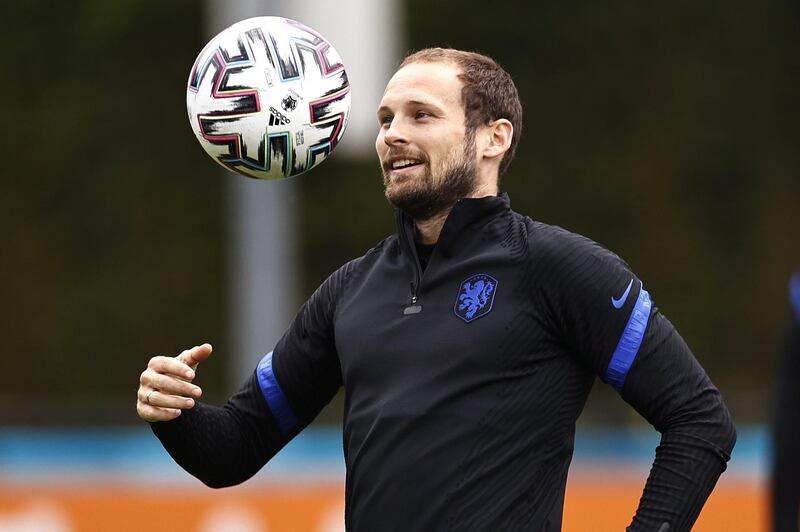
[480,119,513,161]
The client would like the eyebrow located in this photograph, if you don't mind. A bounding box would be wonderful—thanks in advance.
[377,99,445,116]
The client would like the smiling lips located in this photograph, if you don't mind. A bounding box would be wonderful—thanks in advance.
[385,156,425,175]
[392,158,422,169]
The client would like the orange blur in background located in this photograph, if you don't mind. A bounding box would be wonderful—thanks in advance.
[0,427,765,531]
[0,477,764,531]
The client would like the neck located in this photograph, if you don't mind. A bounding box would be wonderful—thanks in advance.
[414,210,451,245]
[413,183,499,244]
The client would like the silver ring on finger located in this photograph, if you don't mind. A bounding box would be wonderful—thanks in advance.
[146,390,156,405]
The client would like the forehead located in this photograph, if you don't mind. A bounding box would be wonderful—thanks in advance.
[379,61,463,112]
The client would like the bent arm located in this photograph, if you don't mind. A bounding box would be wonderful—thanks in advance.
[532,226,735,530]
[151,372,288,488]
[149,260,356,487]
[622,312,736,531]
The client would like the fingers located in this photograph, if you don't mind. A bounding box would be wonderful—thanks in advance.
[136,383,186,422]
[136,380,200,422]
[148,355,196,381]
[136,399,183,422]
[143,371,202,399]
[176,343,213,371]
[138,388,196,410]
[136,345,210,423]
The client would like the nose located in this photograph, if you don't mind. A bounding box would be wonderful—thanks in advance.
[383,118,408,147]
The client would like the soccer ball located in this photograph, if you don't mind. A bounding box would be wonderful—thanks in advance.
[186,17,351,180]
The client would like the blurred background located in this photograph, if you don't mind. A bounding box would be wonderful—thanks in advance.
[0,0,797,530]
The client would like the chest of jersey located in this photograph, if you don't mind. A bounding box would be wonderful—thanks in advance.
[333,229,557,421]
[327,201,601,529]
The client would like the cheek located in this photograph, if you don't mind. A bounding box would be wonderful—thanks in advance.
[431,140,459,167]
[375,134,393,163]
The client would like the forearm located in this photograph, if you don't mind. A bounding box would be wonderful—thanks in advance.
[621,319,736,530]
[146,266,346,488]
[772,322,800,532]
[773,411,800,532]
[151,373,288,488]
[628,422,735,530]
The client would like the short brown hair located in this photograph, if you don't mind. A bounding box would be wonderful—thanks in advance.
[399,48,523,175]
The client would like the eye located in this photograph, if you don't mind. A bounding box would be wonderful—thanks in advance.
[378,114,393,126]
[414,110,431,120]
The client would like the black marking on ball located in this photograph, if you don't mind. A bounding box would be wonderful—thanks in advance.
[281,94,297,112]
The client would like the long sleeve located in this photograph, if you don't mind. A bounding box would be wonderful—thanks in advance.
[772,273,800,532]
[535,226,735,531]
[151,373,287,488]
[621,313,736,531]
[150,257,360,487]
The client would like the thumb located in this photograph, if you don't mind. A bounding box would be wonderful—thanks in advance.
[177,343,213,371]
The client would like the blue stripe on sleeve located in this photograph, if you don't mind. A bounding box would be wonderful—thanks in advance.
[256,351,298,435]
[605,283,653,393]
[790,273,800,323]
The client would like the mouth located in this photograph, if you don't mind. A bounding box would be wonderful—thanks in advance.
[384,157,425,175]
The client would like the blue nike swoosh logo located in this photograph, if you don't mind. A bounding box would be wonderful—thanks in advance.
[611,279,634,309]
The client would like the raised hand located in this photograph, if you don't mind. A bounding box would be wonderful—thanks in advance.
[136,344,212,422]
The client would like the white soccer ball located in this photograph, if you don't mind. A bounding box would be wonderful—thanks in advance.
[186,17,351,179]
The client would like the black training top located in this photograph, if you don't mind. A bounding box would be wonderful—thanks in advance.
[772,273,800,532]
[152,193,736,531]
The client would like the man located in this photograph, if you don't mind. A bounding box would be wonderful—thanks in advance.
[137,48,736,531]
[772,272,800,532]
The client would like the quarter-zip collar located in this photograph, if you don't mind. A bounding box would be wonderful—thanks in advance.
[395,193,511,314]
[395,193,511,259]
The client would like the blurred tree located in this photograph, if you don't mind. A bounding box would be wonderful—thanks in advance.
[0,0,796,424]
[0,1,227,422]
[395,0,799,421]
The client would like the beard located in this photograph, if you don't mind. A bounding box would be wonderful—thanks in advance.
[382,132,477,221]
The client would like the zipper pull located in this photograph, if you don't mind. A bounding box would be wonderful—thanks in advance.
[404,282,422,315]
